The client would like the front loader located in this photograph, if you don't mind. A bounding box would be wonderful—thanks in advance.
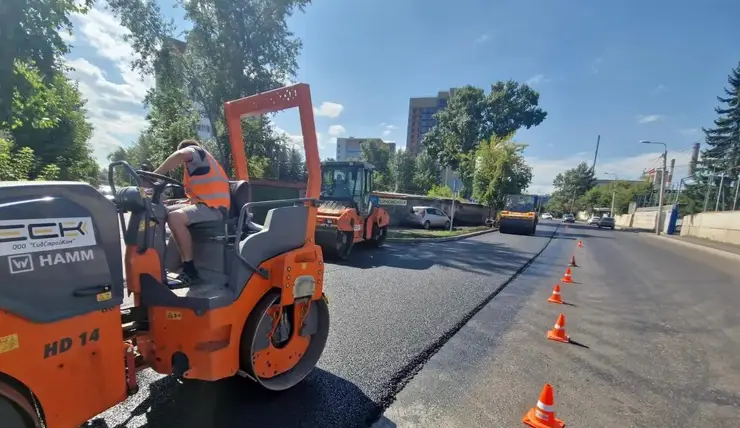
[314,161,390,260]
[0,84,330,428]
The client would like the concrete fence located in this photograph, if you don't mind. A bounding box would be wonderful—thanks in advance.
[372,192,491,227]
[614,206,673,232]
[680,211,740,245]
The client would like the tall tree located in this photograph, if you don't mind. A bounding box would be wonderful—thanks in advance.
[683,62,740,212]
[3,60,97,183]
[108,0,310,175]
[546,162,597,214]
[413,149,441,193]
[472,134,532,208]
[0,0,93,121]
[360,140,392,191]
[390,149,416,193]
[422,81,547,197]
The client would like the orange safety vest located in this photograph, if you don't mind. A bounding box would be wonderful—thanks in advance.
[182,148,231,211]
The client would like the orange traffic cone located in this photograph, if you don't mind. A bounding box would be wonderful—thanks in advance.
[547,284,563,304]
[577,240,583,248]
[522,383,565,428]
[561,267,573,283]
[547,313,569,343]
[568,255,577,267]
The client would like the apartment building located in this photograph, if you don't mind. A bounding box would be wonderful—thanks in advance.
[406,88,457,155]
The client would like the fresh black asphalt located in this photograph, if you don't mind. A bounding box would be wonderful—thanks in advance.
[89,223,561,428]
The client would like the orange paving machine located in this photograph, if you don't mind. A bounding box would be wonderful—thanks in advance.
[0,84,330,428]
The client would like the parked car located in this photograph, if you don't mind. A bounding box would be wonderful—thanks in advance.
[562,213,575,223]
[597,216,615,230]
[587,215,601,225]
[410,206,451,230]
[541,212,553,220]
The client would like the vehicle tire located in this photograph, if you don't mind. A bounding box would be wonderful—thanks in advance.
[0,395,35,428]
[598,225,601,229]
[444,221,451,230]
[423,221,431,230]
[611,226,615,230]
[335,231,354,260]
[372,225,387,248]
[239,290,330,391]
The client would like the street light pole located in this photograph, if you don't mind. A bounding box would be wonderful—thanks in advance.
[640,141,668,235]
[604,172,618,216]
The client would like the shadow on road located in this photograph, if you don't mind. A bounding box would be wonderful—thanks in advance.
[333,238,539,276]
[87,368,378,428]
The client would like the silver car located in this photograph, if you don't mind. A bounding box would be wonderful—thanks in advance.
[410,206,451,230]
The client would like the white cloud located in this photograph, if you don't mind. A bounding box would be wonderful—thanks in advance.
[590,57,602,74]
[380,122,398,136]
[63,3,154,163]
[525,74,550,86]
[328,124,346,137]
[313,102,344,118]
[525,150,692,194]
[474,34,491,44]
[273,126,335,160]
[637,114,663,124]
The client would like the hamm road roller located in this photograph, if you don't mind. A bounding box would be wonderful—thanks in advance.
[498,194,539,235]
[0,83,330,428]
[314,161,390,260]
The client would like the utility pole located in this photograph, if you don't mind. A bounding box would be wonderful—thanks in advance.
[604,172,618,216]
[640,141,668,235]
[715,173,725,211]
[591,135,600,171]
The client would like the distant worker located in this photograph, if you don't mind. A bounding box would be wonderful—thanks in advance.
[153,139,231,287]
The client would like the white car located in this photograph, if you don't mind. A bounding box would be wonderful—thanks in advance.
[541,213,553,220]
[587,215,601,225]
[410,206,452,230]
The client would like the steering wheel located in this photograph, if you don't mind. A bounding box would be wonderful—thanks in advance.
[136,170,183,187]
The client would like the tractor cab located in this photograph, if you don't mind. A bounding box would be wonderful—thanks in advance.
[320,161,374,214]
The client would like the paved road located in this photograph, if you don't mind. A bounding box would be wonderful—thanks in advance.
[377,223,740,427]
[89,222,561,427]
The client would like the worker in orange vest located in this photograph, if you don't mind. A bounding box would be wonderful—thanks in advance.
[153,139,231,287]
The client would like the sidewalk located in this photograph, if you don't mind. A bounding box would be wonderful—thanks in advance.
[635,231,740,260]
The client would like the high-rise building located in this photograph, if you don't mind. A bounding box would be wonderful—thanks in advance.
[406,88,457,155]
[335,137,395,161]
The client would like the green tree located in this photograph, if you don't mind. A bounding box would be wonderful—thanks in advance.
[545,162,598,214]
[390,149,416,193]
[422,81,547,196]
[472,134,533,208]
[108,0,311,169]
[2,60,97,183]
[0,0,93,121]
[413,150,441,193]
[1,137,58,181]
[683,62,740,213]
[360,140,392,191]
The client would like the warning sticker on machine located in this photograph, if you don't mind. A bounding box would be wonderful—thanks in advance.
[0,217,97,257]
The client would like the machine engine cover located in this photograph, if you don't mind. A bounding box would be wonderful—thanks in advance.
[0,181,124,322]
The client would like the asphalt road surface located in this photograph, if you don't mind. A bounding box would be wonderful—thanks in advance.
[90,222,560,428]
[376,223,740,427]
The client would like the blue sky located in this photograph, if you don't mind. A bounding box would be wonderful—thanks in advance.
[65,0,740,192]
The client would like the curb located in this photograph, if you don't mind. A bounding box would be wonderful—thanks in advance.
[386,227,498,244]
[629,230,740,262]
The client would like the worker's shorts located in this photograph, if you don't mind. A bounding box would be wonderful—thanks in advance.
[166,203,223,225]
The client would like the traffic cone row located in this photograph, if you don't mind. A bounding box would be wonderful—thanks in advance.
[523,240,584,426]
